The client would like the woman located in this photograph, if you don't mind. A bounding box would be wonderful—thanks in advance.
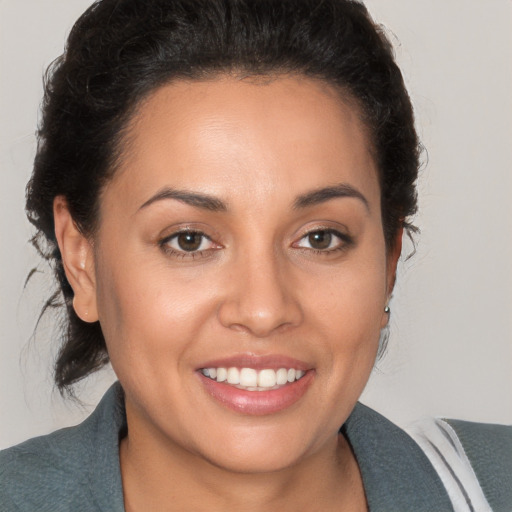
[0,1,510,510]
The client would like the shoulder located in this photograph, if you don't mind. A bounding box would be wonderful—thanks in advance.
[0,383,126,512]
[446,418,512,511]
[344,403,455,511]
[0,425,90,511]
[406,416,512,512]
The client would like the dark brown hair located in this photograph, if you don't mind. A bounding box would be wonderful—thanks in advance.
[26,0,420,394]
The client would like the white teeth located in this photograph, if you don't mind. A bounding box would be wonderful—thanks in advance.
[202,366,306,390]
[276,368,288,385]
[216,367,227,382]
[240,368,258,387]
[258,369,277,388]
[227,367,240,385]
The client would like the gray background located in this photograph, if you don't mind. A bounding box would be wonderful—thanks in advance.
[1,0,511,449]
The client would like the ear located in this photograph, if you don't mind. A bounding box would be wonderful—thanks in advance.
[380,227,403,328]
[53,196,98,323]
[385,227,403,297]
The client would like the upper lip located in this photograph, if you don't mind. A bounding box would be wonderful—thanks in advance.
[197,353,312,372]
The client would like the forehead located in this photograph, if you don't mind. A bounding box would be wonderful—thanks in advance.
[108,75,379,212]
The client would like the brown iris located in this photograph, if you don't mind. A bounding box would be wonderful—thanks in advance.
[308,231,332,250]
[176,232,203,251]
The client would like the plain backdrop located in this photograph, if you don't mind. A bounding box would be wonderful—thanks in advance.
[1,0,511,449]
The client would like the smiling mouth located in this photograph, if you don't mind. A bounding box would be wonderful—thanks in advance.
[200,367,306,391]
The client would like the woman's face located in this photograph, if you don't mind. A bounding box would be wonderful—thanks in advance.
[87,75,398,472]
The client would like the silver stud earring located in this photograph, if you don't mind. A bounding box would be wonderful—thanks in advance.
[384,305,390,314]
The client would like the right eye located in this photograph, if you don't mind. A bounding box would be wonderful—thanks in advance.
[160,231,217,256]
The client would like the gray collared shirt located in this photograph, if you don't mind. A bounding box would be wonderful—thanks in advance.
[1,383,510,511]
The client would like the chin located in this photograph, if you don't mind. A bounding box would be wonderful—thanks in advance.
[202,444,305,475]
[190,421,328,475]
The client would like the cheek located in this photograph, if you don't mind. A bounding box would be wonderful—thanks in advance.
[306,252,387,332]
[94,252,221,375]
[303,245,388,376]
[96,258,180,362]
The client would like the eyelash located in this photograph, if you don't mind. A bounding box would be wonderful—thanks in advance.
[159,230,219,259]
[158,228,353,259]
[293,228,353,255]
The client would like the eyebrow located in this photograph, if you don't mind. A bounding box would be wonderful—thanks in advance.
[139,182,369,213]
[139,187,228,212]
[293,183,370,212]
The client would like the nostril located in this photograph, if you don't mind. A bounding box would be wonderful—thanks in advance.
[216,261,304,336]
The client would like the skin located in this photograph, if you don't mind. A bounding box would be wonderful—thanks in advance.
[54,75,401,511]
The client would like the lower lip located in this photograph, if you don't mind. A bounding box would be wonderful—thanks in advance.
[199,371,314,416]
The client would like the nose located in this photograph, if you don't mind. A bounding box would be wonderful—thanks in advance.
[217,251,303,338]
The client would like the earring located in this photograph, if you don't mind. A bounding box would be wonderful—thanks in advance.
[384,305,390,314]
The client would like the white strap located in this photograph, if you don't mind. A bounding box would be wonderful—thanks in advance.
[406,418,492,512]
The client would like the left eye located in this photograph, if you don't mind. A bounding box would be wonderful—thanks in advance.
[163,231,214,253]
[295,229,346,251]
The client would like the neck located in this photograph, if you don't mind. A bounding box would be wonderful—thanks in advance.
[120,414,366,512]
